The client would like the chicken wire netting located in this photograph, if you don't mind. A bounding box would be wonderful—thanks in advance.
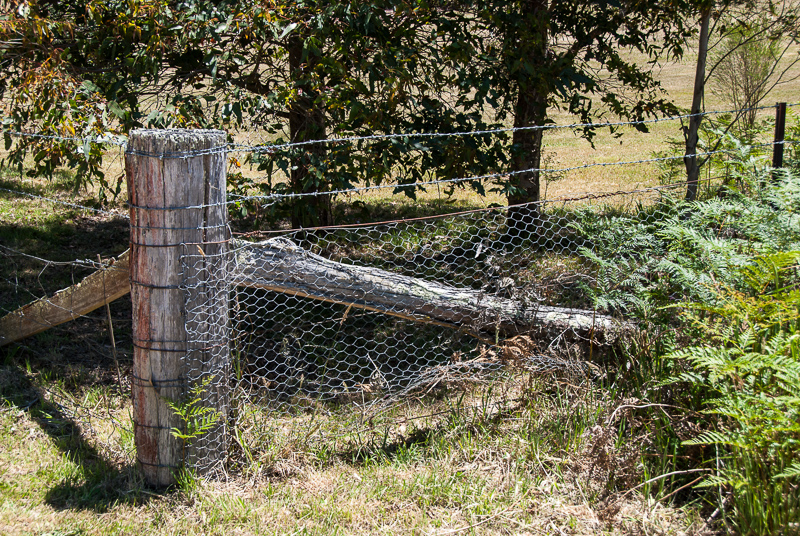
[178,187,678,473]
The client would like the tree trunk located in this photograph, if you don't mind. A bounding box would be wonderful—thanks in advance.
[685,6,711,202]
[505,0,549,243]
[506,87,548,242]
[288,36,332,228]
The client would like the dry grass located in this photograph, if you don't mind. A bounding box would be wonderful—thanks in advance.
[0,368,709,535]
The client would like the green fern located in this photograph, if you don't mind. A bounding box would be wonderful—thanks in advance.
[572,169,800,320]
[775,462,800,480]
[575,122,800,532]
[668,251,800,535]
[165,375,222,442]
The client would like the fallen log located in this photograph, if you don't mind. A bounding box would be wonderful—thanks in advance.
[0,251,131,346]
[0,238,628,347]
[232,238,628,345]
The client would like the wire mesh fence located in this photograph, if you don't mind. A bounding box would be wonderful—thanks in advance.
[1,103,799,480]
[178,183,693,473]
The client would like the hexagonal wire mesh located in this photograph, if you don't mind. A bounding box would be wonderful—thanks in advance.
[180,184,676,473]
[1,104,796,476]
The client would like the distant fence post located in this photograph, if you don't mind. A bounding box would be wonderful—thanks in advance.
[772,102,787,181]
[125,129,229,487]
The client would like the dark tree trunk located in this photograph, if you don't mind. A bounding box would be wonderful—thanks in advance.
[506,87,547,242]
[684,6,711,202]
[288,36,332,228]
[504,0,549,244]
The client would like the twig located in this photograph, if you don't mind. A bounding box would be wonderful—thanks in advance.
[697,494,731,534]
[606,403,700,425]
[99,254,123,393]
[0,396,39,412]
[617,469,711,501]
[649,475,706,510]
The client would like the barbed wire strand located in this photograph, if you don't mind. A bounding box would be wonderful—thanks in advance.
[0,140,793,216]
[127,103,800,157]
[234,102,800,154]
[2,102,797,159]
[1,131,127,146]
[224,139,800,207]
[233,177,720,237]
[0,244,109,269]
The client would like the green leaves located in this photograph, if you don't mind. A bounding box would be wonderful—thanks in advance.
[165,376,222,443]
[1,0,696,214]
[278,22,298,40]
[106,101,126,120]
[666,248,800,534]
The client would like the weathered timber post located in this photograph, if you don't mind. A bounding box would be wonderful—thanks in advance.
[126,129,229,486]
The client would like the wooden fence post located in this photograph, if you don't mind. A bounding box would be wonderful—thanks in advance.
[125,129,229,487]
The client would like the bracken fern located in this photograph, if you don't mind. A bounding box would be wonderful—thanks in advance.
[669,251,800,535]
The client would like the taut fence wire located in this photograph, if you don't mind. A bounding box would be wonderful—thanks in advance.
[3,102,798,154]
[0,103,798,484]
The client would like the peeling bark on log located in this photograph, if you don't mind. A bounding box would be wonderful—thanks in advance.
[232,238,628,345]
[0,250,130,347]
[0,238,628,349]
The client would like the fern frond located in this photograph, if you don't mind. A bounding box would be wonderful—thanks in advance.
[774,462,800,480]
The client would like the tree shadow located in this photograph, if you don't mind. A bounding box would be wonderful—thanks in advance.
[0,364,158,512]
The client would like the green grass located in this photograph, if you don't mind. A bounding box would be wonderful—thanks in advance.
[0,171,730,535]
[6,163,800,534]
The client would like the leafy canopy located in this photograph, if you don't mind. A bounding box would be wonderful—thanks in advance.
[1,0,692,212]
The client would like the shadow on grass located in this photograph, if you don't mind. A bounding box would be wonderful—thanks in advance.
[0,167,121,203]
[0,211,129,313]
[0,173,127,256]
[333,387,523,468]
[0,206,128,254]
[0,178,129,312]
[35,401,149,512]
[0,363,157,512]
